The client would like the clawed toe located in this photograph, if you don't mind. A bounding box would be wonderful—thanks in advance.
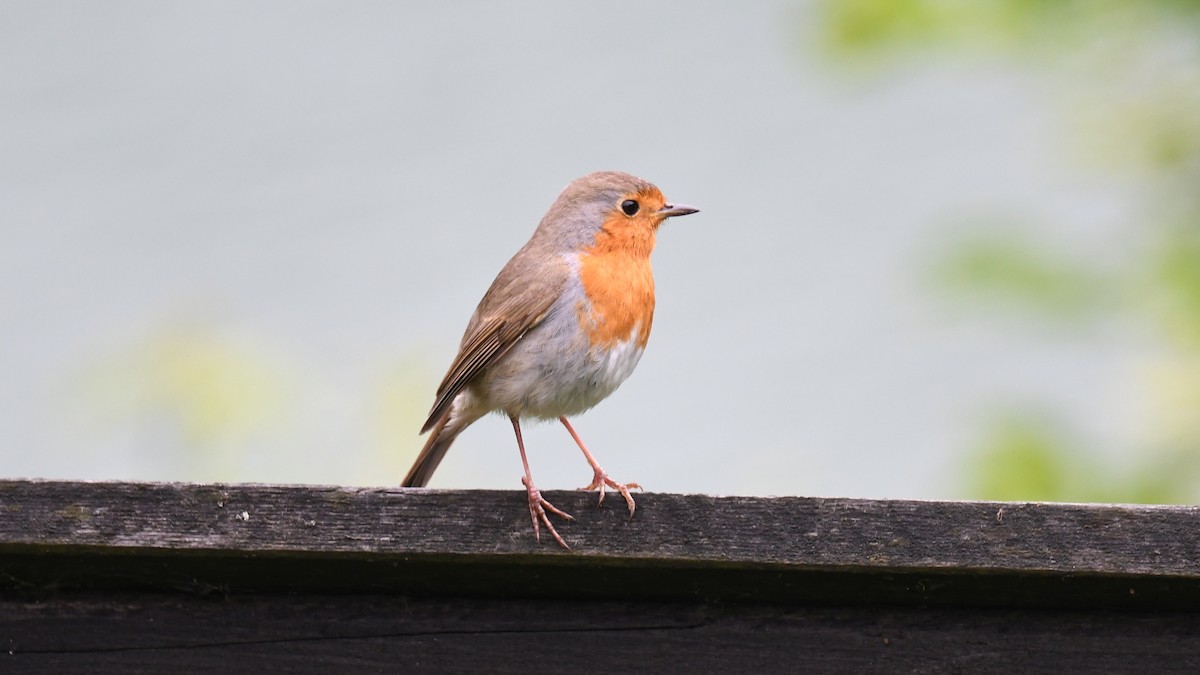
[522,476,573,549]
[579,471,641,518]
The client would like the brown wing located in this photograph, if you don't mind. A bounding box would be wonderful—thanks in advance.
[420,257,566,433]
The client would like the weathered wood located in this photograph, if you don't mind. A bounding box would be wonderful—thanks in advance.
[0,480,1198,602]
[3,593,1199,674]
[1,479,1199,672]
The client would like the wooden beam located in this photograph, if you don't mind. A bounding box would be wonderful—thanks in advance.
[3,480,1199,672]
[1,479,1197,607]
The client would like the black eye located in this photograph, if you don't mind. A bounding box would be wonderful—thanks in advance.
[621,199,639,216]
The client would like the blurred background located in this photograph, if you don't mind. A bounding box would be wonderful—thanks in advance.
[3,1,1199,502]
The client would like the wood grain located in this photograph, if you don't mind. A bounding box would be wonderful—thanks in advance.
[2,480,1199,672]
[3,593,1199,674]
[0,480,1197,603]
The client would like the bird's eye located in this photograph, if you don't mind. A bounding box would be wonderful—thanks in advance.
[621,199,640,216]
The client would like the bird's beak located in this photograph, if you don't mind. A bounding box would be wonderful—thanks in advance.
[658,203,699,218]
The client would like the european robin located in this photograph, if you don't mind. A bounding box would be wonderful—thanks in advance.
[402,171,698,548]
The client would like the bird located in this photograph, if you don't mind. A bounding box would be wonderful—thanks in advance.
[402,171,698,548]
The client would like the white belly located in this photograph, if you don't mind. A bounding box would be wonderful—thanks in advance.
[473,322,647,420]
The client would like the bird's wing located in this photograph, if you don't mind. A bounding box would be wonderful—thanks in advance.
[420,260,566,433]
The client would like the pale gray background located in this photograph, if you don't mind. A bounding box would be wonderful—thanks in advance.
[1,1,1138,497]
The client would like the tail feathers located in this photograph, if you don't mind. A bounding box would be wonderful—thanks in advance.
[402,413,462,487]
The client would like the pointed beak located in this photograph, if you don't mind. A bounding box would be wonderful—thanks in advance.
[658,203,699,218]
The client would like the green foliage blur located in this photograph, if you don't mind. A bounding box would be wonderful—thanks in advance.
[73,323,427,485]
[817,0,1200,503]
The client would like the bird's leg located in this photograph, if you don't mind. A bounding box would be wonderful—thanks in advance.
[511,415,573,549]
[560,416,640,518]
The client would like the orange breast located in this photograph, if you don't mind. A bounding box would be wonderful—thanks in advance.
[576,216,657,350]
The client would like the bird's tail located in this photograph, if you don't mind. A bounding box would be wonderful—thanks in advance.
[402,412,464,487]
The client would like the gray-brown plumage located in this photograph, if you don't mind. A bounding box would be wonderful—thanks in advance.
[401,171,698,548]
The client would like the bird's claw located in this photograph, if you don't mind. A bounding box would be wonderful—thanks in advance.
[522,475,573,549]
[579,470,640,519]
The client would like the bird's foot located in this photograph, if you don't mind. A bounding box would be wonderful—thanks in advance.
[522,476,573,549]
[579,468,640,518]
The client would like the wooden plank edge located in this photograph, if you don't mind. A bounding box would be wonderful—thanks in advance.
[0,479,1196,608]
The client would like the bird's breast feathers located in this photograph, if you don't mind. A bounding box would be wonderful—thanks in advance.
[575,246,656,351]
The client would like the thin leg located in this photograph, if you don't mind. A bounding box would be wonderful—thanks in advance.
[511,415,572,549]
[559,416,640,518]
